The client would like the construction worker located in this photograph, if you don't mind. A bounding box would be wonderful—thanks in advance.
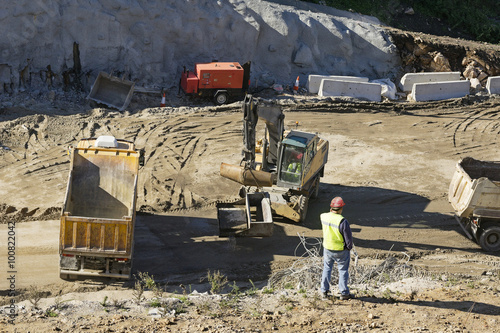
[286,152,303,182]
[320,196,353,300]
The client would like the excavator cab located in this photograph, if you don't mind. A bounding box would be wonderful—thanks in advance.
[277,130,321,191]
[278,144,306,186]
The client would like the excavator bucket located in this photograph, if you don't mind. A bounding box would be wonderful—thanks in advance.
[88,72,135,111]
[217,192,273,237]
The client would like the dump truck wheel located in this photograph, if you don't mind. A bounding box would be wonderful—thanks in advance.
[215,92,228,105]
[478,226,500,252]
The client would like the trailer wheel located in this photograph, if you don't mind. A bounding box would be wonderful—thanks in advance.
[215,91,228,105]
[478,226,500,252]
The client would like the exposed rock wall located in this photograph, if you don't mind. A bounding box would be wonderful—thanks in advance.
[389,29,500,86]
[0,0,400,93]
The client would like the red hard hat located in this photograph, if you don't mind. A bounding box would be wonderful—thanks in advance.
[330,196,345,208]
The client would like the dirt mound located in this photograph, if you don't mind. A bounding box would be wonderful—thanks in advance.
[0,204,60,224]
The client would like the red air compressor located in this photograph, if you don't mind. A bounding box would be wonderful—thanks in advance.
[180,61,251,105]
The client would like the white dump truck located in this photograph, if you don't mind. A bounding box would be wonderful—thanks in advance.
[59,136,143,279]
[448,157,500,252]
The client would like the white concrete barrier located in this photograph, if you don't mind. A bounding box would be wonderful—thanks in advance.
[319,79,382,102]
[410,80,470,102]
[486,76,500,95]
[400,72,461,92]
[308,75,368,94]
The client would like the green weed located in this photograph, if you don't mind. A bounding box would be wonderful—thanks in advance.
[206,270,228,295]
[262,287,274,294]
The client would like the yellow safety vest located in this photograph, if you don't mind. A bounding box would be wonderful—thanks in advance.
[321,212,345,251]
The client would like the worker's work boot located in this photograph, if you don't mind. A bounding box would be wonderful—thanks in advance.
[339,293,353,300]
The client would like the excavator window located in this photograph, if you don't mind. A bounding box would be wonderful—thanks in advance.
[279,145,305,184]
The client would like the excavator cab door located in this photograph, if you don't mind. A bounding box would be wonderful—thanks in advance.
[277,143,306,188]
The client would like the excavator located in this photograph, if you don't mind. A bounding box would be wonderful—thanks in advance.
[217,94,329,237]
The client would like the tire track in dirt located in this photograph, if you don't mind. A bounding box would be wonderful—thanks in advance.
[450,107,500,158]
[135,113,241,212]
[0,113,72,218]
[136,116,206,211]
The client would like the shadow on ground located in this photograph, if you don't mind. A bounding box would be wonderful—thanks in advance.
[131,182,482,287]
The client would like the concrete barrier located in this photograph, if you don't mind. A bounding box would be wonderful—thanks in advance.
[486,76,500,95]
[308,75,368,94]
[399,72,461,92]
[319,79,381,102]
[410,80,470,102]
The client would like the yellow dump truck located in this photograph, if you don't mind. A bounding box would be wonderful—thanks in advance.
[448,157,500,252]
[59,136,142,279]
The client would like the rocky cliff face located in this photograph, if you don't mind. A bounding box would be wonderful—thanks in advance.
[0,0,400,93]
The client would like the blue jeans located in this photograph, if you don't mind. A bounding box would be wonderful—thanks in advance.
[321,248,350,295]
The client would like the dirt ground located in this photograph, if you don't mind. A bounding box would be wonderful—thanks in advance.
[1,87,500,332]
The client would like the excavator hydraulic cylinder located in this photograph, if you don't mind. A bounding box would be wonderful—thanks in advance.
[220,163,274,187]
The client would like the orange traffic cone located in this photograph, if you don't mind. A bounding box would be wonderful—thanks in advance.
[293,76,299,93]
[160,92,166,107]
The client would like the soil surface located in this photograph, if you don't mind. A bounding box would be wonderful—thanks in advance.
[2,34,500,333]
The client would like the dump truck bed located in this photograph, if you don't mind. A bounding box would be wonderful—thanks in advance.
[448,157,500,219]
[59,137,139,278]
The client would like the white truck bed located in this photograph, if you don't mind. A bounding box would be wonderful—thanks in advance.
[449,157,500,219]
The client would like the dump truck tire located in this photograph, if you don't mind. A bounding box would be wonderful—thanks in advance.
[478,225,500,252]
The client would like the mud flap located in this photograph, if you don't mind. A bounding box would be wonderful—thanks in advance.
[217,192,273,237]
